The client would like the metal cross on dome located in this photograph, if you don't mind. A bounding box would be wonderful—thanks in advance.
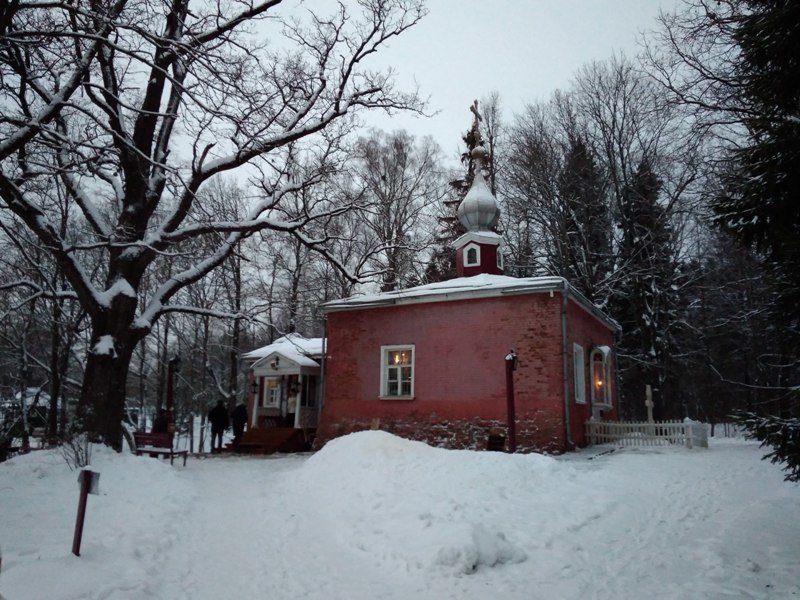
[469,99,483,146]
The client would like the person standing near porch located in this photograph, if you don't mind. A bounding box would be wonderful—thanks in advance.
[208,400,229,453]
[230,403,248,451]
[151,409,169,434]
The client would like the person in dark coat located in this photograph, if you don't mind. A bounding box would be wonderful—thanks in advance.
[151,409,169,434]
[230,403,248,452]
[207,400,229,453]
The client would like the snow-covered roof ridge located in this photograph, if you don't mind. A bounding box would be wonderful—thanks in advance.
[321,274,620,331]
[242,333,323,361]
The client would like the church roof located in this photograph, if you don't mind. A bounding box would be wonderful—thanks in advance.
[321,274,620,332]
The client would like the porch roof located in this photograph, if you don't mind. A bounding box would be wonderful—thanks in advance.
[243,334,323,368]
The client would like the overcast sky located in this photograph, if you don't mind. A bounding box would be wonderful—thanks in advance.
[362,0,680,163]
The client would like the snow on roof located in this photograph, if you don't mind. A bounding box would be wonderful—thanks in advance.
[2,388,52,409]
[321,274,563,310]
[242,333,323,366]
[321,274,619,331]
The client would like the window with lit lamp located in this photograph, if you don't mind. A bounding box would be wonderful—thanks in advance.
[380,345,415,399]
[589,346,612,407]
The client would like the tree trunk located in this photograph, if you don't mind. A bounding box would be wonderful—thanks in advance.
[228,253,242,410]
[48,293,62,440]
[78,333,137,451]
[58,338,71,437]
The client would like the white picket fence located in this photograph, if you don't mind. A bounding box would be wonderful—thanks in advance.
[586,418,708,449]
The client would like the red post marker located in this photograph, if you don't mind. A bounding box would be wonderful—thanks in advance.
[72,470,99,556]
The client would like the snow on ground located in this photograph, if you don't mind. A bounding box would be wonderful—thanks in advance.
[0,432,798,600]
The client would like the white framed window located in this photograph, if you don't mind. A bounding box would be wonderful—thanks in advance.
[464,243,480,267]
[573,344,586,404]
[590,347,612,407]
[380,345,415,399]
[496,249,504,270]
[265,377,281,407]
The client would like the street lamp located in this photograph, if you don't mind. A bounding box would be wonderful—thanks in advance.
[505,350,518,453]
[166,355,181,435]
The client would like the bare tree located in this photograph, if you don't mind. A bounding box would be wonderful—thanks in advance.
[348,130,443,291]
[502,92,613,295]
[0,0,426,448]
[0,197,87,442]
[644,0,747,144]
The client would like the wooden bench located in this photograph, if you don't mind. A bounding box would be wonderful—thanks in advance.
[133,432,188,466]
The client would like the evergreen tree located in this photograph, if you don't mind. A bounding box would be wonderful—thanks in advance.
[739,413,800,483]
[424,179,466,283]
[555,136,611,303]
[714,0,800,321]
[425,100,493,282]
[613,158,679,419]
[710,0,800,476]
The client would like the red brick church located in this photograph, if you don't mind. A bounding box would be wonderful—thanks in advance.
[313,110,619,452]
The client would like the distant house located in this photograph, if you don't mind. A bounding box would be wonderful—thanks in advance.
[313,141,619,453]
[242,334,323,432]
[1,388,52,440]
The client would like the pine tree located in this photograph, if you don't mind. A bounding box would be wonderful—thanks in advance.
[714,0,800,320]
[555,136,611,303]
[739,413,800,482]
[613,158,679,419]
[711,0,800,476]
[424,177,467,283]
[425,101,494,282]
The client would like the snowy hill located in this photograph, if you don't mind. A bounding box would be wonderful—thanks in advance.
[1,432,798,599]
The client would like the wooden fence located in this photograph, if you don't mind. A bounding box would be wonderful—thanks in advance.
[586,418,709,449]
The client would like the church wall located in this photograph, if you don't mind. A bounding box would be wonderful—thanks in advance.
[317,291,613,452]
[565,298,619,446]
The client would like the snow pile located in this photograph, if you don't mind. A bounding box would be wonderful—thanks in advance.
[0,432,799,599]
[0,446,196,599]
[294,431,536,573]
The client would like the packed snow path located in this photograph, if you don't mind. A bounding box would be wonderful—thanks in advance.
[1,434,798,600]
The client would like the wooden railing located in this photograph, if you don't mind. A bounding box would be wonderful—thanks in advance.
[586,418,708,449]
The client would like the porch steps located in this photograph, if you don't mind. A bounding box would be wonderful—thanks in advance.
[233,427,310,454]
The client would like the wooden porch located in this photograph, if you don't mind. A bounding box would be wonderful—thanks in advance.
[232,427,312,454]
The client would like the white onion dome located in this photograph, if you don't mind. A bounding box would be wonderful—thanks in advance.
[457,145,500,231]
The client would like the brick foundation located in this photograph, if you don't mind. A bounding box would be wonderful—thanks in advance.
[314,410,565,454]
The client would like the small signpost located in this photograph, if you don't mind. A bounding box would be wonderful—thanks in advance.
[72,469,100,557]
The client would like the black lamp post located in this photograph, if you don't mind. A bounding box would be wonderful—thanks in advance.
[505,350,518,453]
[166,355,181,434]
[20,367,30,453]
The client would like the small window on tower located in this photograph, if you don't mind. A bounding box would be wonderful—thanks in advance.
[464,243,480,267]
